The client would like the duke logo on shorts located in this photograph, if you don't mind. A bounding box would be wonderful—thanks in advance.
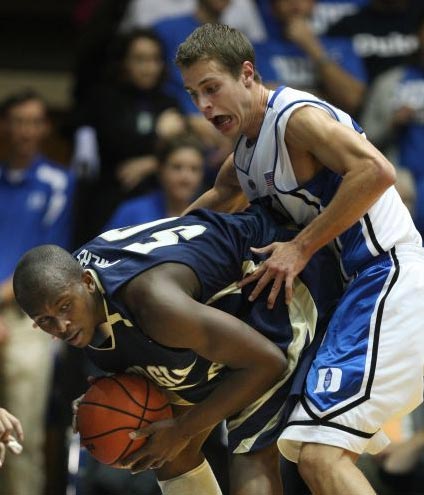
[314,368,342,393]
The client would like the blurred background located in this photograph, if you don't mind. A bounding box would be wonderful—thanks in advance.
[0,1,424,494]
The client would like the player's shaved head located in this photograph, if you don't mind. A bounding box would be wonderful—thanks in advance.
[13,244,83,315]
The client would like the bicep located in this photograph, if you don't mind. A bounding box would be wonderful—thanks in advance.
[133,281,280,369]
[285,106,388,176]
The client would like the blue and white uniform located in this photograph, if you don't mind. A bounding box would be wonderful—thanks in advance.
[73,206,341,454]
[234,86,424,459]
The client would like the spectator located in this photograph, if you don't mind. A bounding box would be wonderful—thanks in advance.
[121,0,267,42]
[71,28,185,246]
[71,0,132,109]
[312,0,369,34]
[360,13,424,232]
[361,13,424,178]
[0,89,75,495]
[153,0,234,162]
[106,134,205,229]
[253,0,367,114]
[326,0,424,87]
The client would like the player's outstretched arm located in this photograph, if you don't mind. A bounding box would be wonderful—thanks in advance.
[182,153,249,215]
[118,263,287,473]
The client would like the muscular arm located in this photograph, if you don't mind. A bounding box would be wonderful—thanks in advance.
[182,153,249,215]
[121,263,286,439]
[286,105,396,260]
[242,105,396,307]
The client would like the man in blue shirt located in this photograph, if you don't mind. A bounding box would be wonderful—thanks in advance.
[0,89,75,495]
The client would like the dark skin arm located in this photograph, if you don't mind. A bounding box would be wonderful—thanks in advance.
[117,263,286,473]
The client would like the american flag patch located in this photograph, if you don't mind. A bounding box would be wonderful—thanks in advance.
[264,171,274,187]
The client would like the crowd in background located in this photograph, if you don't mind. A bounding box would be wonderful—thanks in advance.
[0,0,424,494]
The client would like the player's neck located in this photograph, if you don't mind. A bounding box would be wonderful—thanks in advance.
[244,84,269,140]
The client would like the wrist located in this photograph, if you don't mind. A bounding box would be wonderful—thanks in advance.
[175,413,195,441]
[314,54,333,69]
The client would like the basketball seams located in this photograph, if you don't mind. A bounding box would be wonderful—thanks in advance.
[79,400,143,420]
[111,375,169,411]
[78,374,172,467]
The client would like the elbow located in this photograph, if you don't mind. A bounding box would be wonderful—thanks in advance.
[376,157,397,189]
[367,155,396,192]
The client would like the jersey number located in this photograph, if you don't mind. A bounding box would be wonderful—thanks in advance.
[100,220,207,255]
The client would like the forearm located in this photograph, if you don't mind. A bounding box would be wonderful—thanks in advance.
[318,61,365,115]
[175,358,284,439]
[183,188,248,215]
[294,166,394,258]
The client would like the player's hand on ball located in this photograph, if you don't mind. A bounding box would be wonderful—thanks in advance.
[122,418,191,473]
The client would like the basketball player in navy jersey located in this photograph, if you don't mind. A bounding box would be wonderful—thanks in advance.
[176,23,424,495]
[13,205,341,495]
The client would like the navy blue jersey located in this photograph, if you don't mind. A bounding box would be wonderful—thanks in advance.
[74,206,342,452]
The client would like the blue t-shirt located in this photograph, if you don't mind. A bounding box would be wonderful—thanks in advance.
[104,190,167,231]
[0,155,75,281]
[254,36,367,90]
[154,14,200,114]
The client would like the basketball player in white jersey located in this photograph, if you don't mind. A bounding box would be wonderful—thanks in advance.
[176,23,424,495]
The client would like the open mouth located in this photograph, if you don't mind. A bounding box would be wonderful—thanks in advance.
[211,115,233,131]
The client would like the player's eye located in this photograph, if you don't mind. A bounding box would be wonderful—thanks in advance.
[206,85,218,95]
[188,91,198,102]
[37,316,50,327]
[60,302,71,312]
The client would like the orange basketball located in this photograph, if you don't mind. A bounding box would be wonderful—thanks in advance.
[77,374,172,467]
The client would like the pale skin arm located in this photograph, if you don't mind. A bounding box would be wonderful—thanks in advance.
[117,263,286,472]
[182,153,249,215]
[241,106,396,308]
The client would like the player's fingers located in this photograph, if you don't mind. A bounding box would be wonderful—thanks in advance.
[250,243,275,254]
[129,427,151,440]
[237,265,266,288]
[267,275,284,309]
[285,275,294,305]
[248,272,272,302]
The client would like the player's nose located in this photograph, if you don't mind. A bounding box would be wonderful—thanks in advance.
[56,317,71,334]
[198,94,212,113]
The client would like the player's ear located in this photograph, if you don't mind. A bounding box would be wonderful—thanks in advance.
[241,61,254,87]
[82,270,96,293]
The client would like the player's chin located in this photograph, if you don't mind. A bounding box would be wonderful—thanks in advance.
[67,329,88,348]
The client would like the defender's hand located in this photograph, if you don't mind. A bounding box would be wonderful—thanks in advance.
[238,240,309,308]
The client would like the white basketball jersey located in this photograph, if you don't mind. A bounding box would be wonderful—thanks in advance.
[234,86,422,276]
